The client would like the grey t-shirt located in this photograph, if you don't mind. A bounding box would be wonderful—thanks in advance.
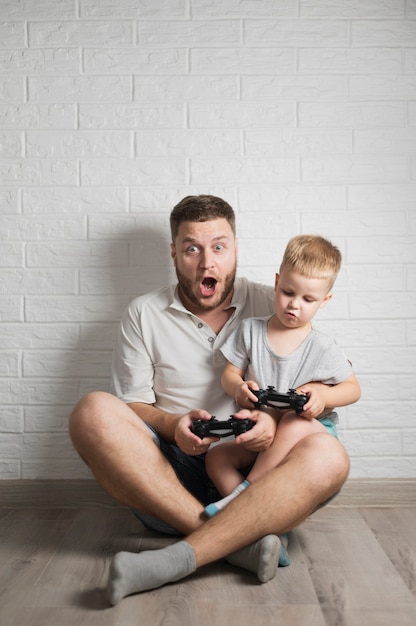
[220,316,353,421]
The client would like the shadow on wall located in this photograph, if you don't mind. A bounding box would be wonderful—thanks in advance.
[38,224,176,479]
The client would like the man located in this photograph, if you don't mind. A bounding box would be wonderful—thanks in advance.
[69,195,349,604]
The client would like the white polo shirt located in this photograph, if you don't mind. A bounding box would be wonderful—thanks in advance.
[110,277,274,418]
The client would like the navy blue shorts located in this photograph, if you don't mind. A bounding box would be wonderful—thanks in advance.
[131,425,222,535]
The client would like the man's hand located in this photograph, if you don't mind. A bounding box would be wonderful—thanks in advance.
[232,408,277,452]
[174,409,219,456]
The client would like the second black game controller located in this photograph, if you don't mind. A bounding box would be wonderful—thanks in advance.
[252,387,308,414]
[191,416,255,439]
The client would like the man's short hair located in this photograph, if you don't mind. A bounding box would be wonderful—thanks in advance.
[170,195,236,241]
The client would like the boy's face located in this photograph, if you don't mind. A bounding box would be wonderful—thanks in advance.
[170,218,238,314]
[274,266,333,329]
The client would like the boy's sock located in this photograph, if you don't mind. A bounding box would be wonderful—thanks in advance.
[204,479,250,518]
[225,534,281,583]
[107,540,196,605]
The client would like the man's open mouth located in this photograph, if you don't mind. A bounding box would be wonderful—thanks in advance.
[200,277,217,297]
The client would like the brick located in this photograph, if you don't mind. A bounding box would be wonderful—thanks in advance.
[79,267,175,295]
[0,269,77,294]
[354,128,416,154]
[0,380,79,405]
[241,74,347,101]
[347,183,416,208]
[0,22,26,47]
[350,75,416,99]
[135,129,241,157]
[130,185,237,211]
[0,461,21,479]
[0,189,19,213]
[138,20,240,44]
[350,292,416,319]
[0,0,75,19]
[189,102,295,128]
[29,20,133,47]
[0,159,78,185]
[315,320,406,347]
[0,351,20,377]
[24,295,130,323]
[238,184,346,211]
[0,103,76,129]
[0,48,80,75]
[301,209,406,236]
[23,351,112,379]
[191,157,299,185]
[134,76,238,101]
[352,19,416,46]
[84,48,186,74]
[0,241,24,266]
[0,131,23,158]
[22,459,92,479]
[26,130,132,158]
[27,241,128,268]
[79,323,118,349]
[245,19,349,45]
[348,236,416,264]
[0,407,24,434]
[0,296,22,322]
[28,76,132,103]
[80,0,186,19]
[22,187,128,214]
[0,76,25,103]
[0,323,78,349]
[0,215,85,240]
[79,103,184,129]
[299,101,405,128]
[348,347,416,375]
[301,0,405,18]
[298,47,401,73]
[25,407,74,432]
[87,213,170,240]
[192,0,297,18]
[244,129,352,156]
[302,155,407,183]
[81,157,186,186]
[191,47,295,74]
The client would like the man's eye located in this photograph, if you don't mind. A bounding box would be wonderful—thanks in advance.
[214,244,224,251]
[187,245,198,253]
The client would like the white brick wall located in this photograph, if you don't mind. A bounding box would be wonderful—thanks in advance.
[0,0,415,479]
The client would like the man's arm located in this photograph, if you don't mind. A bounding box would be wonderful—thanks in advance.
[127,402,181,442]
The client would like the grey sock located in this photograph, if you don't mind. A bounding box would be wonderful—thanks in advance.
[107,540,196,605]
[225,534,281,583]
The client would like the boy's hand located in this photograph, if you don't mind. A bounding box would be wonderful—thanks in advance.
[296,383,327,419]
[234,380,260,409]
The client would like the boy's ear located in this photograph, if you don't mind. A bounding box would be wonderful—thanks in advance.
[274,273,280,289]
[319,292,333,309]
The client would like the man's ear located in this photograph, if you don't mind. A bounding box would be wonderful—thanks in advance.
[170,243,176,265]
[320,292,333,309]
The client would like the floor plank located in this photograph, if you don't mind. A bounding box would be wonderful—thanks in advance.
[1,505,416,626]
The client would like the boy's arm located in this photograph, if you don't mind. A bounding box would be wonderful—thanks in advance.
[221,362,259,409]
[297,374,361,419]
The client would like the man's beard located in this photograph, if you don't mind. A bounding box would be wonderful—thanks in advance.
[176,266,236,312]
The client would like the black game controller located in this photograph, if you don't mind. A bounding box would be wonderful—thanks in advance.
[252,387,308,415]
[191,416,255,439]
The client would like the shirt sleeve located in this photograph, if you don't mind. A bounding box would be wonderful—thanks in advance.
[110,301,156,404]
[220,319,252,371]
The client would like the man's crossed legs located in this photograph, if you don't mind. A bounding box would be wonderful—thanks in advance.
[69,392,349,605]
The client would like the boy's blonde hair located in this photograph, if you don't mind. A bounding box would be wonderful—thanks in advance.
[280,235,342,290]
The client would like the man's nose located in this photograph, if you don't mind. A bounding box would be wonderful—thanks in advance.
[200,250,215,269]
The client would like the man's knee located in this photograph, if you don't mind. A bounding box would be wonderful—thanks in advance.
[295,433,350,495]
[69,391,116,451]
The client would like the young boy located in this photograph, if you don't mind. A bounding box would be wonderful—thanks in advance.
[204,234,361,517]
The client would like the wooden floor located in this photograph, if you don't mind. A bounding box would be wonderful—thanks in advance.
[1,487,416,625]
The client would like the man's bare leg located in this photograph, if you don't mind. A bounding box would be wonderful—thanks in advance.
[107,432,349,603]
[69,392,204,535]
[70,392,282,584]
